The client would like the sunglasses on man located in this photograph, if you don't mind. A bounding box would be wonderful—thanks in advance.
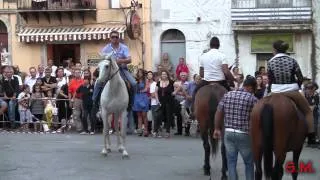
[111,36,119,39]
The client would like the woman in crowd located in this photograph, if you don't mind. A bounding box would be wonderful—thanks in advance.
[304,82,320,146]
[30,85,45,124]
[35,78,44,92]
[184,74,201,136]
[56,82,71,133]
[132,69,150,137]
[175,57,189,80]
[254,75,266,99]
[231,67,241,90]
[156,70,175,138]
[83,68,92,80]
[146,71,157,136]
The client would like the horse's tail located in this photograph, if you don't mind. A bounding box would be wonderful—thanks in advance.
[209,93,219,157]
[261,104,274,178]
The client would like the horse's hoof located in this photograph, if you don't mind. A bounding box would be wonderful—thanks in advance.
[122,154,130,160]
[203,168,210,176]
[101,149,108,156]
[107,148,112,153]
[221,175,228,180]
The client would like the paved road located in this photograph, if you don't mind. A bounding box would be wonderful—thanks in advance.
[0,132,319,180]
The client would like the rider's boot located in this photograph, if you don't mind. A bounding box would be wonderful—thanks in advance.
[127,85,133,111]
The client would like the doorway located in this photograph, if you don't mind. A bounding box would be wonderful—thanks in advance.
[256,53,273,71]
[47,44,80,66]
[0,20,8,66]
[161,29,186,74]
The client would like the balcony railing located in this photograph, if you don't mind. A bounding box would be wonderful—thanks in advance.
[231,0,312,25]
[232,0,311,8]
[18,0,96,11]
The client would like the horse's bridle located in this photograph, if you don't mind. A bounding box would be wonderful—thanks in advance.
[105,59,120,82]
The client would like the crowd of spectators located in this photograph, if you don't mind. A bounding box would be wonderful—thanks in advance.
[0,60,318,142]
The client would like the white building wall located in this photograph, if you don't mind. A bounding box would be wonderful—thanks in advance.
[237,33,257,76]
[313,0,320,85]
[237,33,312,77]
[151,0,314,79]
[151,0,235,76]
[291,33,312,79]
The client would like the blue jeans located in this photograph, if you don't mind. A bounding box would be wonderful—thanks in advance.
[92,69,137,103]
[224,131,254,180]
[8,100,17,122]
[92,81,104,102]
[127,110,135,133]
[119,69,137,89]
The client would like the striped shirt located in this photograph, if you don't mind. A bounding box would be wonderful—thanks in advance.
[218,89,258,133]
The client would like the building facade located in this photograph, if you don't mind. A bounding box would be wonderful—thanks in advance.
[314,0,320,85]
[0,0,152,72]
[151,0,235,76]
[232,0,313,78]
[151,0,315,80]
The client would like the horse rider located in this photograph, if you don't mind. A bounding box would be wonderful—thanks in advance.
[92,30,137,108]
[190,36,239,119]
[267,40,318,146]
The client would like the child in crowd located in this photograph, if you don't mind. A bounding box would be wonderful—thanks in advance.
[44,90,57,131]
[76,77,95,135]
[30,85,45,130]
[17,85,32,131]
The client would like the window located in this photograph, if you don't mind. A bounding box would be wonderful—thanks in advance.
[110,0,120,9]
[257,0,291,8]
[161,29,185,42]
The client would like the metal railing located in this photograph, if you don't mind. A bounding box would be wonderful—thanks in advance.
[0,97,74,133]
[231,0,312,9]
[231,0,312,24]
[17,0,96,10]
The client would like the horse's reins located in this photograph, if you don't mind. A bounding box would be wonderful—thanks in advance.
[107,62,120,81]
[101,59,120,85]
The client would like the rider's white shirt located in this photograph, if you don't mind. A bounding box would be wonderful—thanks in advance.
[199,49,226,81]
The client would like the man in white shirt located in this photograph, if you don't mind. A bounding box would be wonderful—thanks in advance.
[190,37,237,118]
[47,59,57,77]
[24,67,38,91]
[36,65,45,78]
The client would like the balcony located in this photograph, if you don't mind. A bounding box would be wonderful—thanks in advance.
[231,0,312,31]
[18,0,96,11]
[17,0,97,23]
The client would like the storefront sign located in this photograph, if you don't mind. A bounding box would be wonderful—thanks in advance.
[87,59,101,66]
[251,34,294,53]
[87,53,102,66]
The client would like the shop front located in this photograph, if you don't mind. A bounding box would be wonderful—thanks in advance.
[238,32,312,77]
[17,25,126,68]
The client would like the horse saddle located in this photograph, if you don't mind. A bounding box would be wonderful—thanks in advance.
[268,94,308,129]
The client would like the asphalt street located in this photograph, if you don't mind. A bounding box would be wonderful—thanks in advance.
[0,132,319,180]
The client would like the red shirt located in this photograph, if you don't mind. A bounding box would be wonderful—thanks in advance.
[176,64,189,79]
[69,78,84,97]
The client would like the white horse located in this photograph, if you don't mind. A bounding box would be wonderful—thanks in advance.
[97,54,129,158]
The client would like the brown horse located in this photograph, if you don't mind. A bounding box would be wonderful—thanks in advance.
[250,94,307,180]
[194,83,228,179]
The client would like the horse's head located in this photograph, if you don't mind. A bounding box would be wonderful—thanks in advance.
[97,53,119,83]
